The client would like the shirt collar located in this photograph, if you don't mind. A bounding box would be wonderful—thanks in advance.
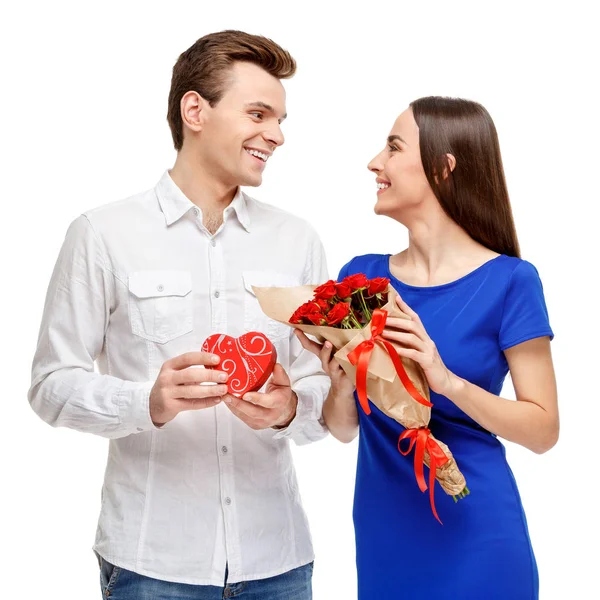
[155,170,251,232]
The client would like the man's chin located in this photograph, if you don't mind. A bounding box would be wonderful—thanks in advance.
[241,174,263,188]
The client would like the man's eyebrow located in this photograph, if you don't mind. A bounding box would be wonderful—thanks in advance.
[245,102,287,122]
[388,134,407,145]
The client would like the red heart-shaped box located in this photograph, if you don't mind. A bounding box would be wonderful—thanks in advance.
[202,332,277,397]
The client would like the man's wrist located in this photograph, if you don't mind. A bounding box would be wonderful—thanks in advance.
[273,391,298,430]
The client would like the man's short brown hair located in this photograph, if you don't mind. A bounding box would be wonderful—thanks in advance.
[167,30,296,151]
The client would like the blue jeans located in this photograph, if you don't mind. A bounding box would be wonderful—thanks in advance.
[98,555,313,599]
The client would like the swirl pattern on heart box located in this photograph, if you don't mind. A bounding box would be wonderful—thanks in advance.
[202,332,277,397]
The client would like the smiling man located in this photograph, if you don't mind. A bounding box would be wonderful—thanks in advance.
[28,30,329,599]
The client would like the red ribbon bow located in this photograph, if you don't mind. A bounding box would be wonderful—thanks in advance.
[347,308,433,415]
[398,427,449,524]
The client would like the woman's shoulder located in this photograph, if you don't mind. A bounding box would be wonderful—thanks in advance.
[337,253,390,279]
[493,255,544,283]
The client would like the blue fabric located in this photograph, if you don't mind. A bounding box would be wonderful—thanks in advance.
[338,253,553,600]
[99,556,313,599]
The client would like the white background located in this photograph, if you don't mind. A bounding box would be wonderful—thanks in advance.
[2,1,598,598]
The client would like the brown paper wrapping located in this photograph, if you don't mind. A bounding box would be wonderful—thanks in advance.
[252,283,467,497]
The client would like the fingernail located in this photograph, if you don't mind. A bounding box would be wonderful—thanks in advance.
[213,398,221,403]
[242,394,251,401]
[218,373,228,382]
[212,355,220,363]
[325,342,332,349]
[224,396,232,404]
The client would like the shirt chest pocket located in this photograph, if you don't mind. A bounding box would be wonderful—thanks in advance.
[242,270,300,341]
[128,270,193,344]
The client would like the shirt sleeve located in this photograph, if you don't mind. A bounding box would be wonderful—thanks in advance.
[499,260,554,351]
[28,215,158,439]
[273,227,331,445]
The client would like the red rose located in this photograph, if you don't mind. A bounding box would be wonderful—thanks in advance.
[367,277,390,295]
[345,273,368,290]
[307,311,326,325]
[315,299,330,311]
[326,302,350,326]
[335,280,353,299]
[314,280,338,300]
[289,310,303,324]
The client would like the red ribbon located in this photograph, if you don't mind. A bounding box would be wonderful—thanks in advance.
[398,427,449,524]
[347,309,433,416]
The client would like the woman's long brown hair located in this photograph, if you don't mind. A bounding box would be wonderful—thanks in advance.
[410,96,521,258]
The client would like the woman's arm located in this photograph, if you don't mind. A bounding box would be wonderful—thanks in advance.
[295,332,359,443]
[383,295,559,454]
[446,337,558,454]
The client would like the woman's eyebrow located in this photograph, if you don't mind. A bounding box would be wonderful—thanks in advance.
[388,134,407,145]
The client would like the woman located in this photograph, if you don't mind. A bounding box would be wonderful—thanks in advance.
[297,96,558,599]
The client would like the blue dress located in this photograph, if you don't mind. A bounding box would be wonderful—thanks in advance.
[338,254,554,600]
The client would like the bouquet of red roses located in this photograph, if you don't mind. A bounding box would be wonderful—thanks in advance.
[252,273,468,523]
[289,274,390,329]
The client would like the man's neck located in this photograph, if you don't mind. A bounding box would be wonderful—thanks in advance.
[169,151,238,213]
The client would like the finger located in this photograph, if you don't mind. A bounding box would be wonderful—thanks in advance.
[175,396,223,412]
[241,390,279,409]
[226,403,265,430]
[320,341,334,374]
[385,317,429,343]
[393,346,423,363]
[173,367,229,386]
[294,330,324,356]
[395,294,420,321]
[167,351,221,370]
[224,394,272,418]
[269,363,291,388]
[174,383,229,400]
[381,329,427,351]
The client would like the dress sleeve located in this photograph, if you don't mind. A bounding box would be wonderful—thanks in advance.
[499,260,554,351]
[337,256,357,281]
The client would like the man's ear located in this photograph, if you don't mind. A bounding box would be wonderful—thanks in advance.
[180,91,208,135]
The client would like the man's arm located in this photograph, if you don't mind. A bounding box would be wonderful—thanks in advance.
[272,227,331,445]
[28,215,230,438]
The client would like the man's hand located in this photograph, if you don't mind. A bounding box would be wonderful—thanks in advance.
[224,363,298,430]
[149,351,230,426]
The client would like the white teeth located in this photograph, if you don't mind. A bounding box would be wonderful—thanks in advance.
[377,182,390,190]
[246,149,268,162]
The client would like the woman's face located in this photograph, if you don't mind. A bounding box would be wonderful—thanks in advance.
[368,108,431,217]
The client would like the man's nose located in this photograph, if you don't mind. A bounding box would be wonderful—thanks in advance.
[264,123,285,147]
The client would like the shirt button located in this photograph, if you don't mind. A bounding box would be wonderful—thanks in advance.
[225,497,232,505]
[221,446,228,454]
[136,427,143,432]
[210,239,216,247]
[157,284,164,292]
[193,207,199,216]
[214,291,220,298]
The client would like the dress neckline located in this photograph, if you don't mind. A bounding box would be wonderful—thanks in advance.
[385,254,506,292]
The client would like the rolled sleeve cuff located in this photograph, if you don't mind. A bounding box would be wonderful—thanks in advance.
[272,385,328,445]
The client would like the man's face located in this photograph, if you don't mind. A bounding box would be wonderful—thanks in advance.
[197,61,287,188]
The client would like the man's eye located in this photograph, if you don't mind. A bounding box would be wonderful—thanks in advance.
[388,145,398,152]
[251,112,263,120]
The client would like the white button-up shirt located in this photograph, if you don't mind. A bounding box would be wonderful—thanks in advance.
[28,170,330,585]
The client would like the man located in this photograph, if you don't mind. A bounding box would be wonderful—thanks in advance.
[29,30,329,599]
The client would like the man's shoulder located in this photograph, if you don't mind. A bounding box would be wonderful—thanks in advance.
[242,192,320,239]
[82,186,156,228]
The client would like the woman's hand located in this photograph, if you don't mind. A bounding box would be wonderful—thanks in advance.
[294,330,355,399]
[382,294,459,397]
[295,329,358,443]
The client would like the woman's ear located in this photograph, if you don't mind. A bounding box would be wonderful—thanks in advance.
[443,153,457,179]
